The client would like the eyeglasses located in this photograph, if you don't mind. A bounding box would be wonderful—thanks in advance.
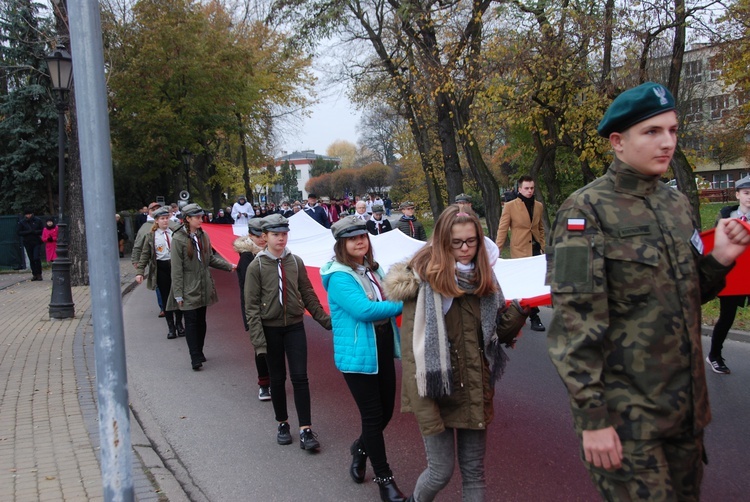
[450,237,479,249]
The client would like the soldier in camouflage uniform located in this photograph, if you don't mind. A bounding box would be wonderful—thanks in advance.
[546,82,750,501]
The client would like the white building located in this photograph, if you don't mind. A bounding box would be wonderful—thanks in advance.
[273,150,340,200]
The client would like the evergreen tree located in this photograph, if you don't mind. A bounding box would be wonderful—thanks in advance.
[279,160,299,201]
[0,0,57,214]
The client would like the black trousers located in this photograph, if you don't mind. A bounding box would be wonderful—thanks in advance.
[155,260,182,330]
[342,323,397,478]
[24,242,42,276]
[709,295,748,358]
[264,322,311,426]
[183,306,207,364]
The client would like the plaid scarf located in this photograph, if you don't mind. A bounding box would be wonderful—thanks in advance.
[413,269,509,399]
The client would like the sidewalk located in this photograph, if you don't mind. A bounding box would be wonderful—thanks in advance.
[0,260,187,502]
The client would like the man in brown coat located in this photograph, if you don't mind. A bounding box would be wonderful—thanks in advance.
[496,175,546,331]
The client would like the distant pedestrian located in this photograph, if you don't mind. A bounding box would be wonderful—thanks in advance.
[135,206,149,230]
[353,201,371,222]
[321,216,406,501]
[366,204,392,235]
[17,209,44,281]
[116,214,127,258]
[234,218,271,401]
[706,174,750,375]
[232,195,255,228]
[171,203,236,370]
[135,207,185,340]
[383,196,392,217]
[278,201,294,218]
[304,193,330,228]
[42,218,58,263]
[384,205,528,502]
[244,214,331,450]
[132,202,166,317]
[495,175,546,331]
[394,202,426,241]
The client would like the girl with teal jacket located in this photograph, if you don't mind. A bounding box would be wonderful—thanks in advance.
[320,216,406,502]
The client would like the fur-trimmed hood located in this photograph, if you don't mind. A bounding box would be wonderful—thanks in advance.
[383,261,420,302]
[233,236,264,255]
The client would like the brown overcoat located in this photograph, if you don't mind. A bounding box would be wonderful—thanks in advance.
[495,198,545,258]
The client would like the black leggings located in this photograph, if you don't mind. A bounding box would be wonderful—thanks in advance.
[264,322,311,426]
[342,323,397,478]
[156,260,182,329]
[709,295,748,358]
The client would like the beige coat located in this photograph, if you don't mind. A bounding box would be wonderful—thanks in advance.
[495,198,545,258]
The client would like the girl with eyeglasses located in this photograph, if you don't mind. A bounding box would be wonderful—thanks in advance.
[384,204,529,502]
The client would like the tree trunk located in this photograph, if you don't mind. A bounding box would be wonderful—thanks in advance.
[435,92,463,202]
[237,112,252,204]
[461,135,500,240]
[54,0,88,286]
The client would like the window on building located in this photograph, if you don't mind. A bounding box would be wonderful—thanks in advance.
[685,99,703,123]
[709,55,723,81]
[684,60,702,83]
[681,135,702,154]
[713,172,732,189]
[709,94,730,120]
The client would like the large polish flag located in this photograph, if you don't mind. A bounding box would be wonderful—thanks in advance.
[201,211,552,311]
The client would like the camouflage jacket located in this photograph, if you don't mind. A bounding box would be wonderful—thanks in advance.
[546,158,731,440]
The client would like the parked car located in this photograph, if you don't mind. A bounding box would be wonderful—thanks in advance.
[666,177,711,189]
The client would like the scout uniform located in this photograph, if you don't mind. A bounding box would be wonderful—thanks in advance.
[546,82,733,500]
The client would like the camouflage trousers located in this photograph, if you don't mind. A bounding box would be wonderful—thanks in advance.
[585,433,704,502]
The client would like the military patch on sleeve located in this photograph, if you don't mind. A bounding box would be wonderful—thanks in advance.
[691,229,704,254]
[567,218,586,231]
[554,245,591,285]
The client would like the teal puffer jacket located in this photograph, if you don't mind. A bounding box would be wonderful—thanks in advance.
[320,260,402,374]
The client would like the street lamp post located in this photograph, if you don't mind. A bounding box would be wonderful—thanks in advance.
[46,47,75,319]
[181,148,192,196]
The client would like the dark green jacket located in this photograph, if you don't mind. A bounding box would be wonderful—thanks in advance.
[546,159,731,440]
[244,248,331,354]
[170,225,233,311]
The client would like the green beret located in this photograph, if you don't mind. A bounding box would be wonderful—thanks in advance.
[597,82,675,138]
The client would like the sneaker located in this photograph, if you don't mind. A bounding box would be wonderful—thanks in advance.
[299,428,320,451]
[706,355,730,374]
[258,386,271,401]
[277,422,292,445]
[530,316,546,332]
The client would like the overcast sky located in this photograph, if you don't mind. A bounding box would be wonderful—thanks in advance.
[278,48,362,157]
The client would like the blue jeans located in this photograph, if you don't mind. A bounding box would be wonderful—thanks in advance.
[413,428,487,502]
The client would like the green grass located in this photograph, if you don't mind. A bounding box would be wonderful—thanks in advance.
[699,202,749,331]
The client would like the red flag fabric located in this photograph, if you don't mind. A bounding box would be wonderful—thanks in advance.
[700,220,750,296]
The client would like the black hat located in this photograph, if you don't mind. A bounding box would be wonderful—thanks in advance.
[247,218,264,237]
[261,213,290,233]
[181,203,205,217]
[307,193,318,199]
[331,215,368,240]
[597,82,676,138]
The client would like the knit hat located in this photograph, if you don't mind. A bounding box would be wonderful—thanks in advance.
[261,213,290,233]
[597,82,676,138]
[331,215,368,240]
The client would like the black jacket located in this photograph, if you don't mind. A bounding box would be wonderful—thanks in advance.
[17,216,44,245]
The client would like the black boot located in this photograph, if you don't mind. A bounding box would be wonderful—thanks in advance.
[175,311,185,337]
[349,439,367,483]
[530,315,545,332]
[166,312,177,339]
[374,476,406,502]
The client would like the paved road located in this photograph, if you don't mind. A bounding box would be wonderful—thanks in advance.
[124,270,750,501]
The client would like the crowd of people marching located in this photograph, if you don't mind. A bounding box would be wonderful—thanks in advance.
[123,83,750,502]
